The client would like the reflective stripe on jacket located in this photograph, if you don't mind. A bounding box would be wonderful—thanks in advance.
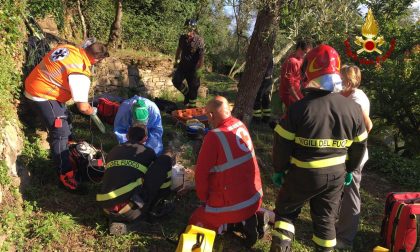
[96,159,148,202]
[97,142,156,209]
[273,91,367,174]
[25,44,92,103]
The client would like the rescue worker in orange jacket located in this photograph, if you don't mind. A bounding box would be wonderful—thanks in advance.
[24,42,109,192]
[270,45,367,252]
[188,96,264,247]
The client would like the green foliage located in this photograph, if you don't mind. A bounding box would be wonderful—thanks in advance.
[278,0,362,44]
[198,1,235,73]
[83,0,115,42]
[361,15,419,156]
[122,0,196,52]
[0,0,25,124]
[368,147,420,190]
[27,0,65,28]
[0,199,78,251]
[0,161,11,186]
[0,0,25,50]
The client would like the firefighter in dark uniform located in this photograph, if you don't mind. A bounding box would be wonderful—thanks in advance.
[172,19,205,108]
[253,51,274,123]
[97,115,173,234]
[270,45,367,252]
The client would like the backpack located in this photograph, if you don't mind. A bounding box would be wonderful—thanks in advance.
[380,192,420,252]
[97,98,120,125]
[69,141,106,183]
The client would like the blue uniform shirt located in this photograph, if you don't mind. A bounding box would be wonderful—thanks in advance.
[114,95,163,155]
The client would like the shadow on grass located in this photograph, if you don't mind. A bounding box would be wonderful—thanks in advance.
[353,229,382,252]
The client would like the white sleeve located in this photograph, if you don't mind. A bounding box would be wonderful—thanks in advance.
[353,89,370,115]
[68,74,91,102]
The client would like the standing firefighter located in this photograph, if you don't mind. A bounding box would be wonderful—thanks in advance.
[253,50,274,123]
[24,42,109,192]
[172,19,205,108]
[270,45,367,252]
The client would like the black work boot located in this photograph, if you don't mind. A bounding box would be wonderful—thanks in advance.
[256,210,270,239]
[243,214,259,248]
[270,235,292,252]
[315,244,334,252]
[148,196,176,219]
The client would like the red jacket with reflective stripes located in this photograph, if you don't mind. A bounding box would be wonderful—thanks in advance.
[195,116,263,223]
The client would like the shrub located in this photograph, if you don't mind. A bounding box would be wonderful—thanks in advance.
[368,147,420,190]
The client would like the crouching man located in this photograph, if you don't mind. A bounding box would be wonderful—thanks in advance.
[188,96,266,248]
[96,125,173,234]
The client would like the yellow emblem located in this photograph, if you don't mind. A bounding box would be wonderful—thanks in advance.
[308,58,322,73]
[354,9,385,54]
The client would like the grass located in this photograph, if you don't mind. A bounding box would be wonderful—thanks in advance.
[2,68,419,251]
[111,48,170,63]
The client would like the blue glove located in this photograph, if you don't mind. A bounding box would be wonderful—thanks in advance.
[344,172,353,186]
[272,172,285,187]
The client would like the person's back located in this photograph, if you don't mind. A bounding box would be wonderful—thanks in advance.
[98,141,156,209]
[113,95,164,155]
[25,44,92,102]
[286,91,365,174]
[201,116,262,223]
[271,45,367,252]
[279,40,312,109]
[189,96,264,248]
[98,125,173,233]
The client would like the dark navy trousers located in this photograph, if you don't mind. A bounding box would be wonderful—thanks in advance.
[27,98,73,174]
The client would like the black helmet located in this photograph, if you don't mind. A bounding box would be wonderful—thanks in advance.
[184,19,197,30]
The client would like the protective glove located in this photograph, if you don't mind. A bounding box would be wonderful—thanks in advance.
[90,107,106,134]
[344,172,353,186]
[195,68,204,78]
[272,172,285,188]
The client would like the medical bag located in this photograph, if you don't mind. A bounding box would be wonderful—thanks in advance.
[380,192,420,252]
[97,97,120,125]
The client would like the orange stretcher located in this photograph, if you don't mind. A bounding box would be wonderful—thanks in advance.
[171,107,208,124]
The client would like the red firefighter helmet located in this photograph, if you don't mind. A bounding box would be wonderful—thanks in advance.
[304,44,341,83]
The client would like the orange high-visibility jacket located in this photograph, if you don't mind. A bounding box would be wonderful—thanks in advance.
[195,116,263,224]
[25,44,92,103]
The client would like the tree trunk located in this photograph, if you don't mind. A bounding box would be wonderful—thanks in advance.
[76,0,87,39]
[229,61,245,79]
[108,0,123,49]
[232,1,282,126]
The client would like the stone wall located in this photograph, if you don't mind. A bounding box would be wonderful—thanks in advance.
[0,120,23,178]
[93,57,179,99]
